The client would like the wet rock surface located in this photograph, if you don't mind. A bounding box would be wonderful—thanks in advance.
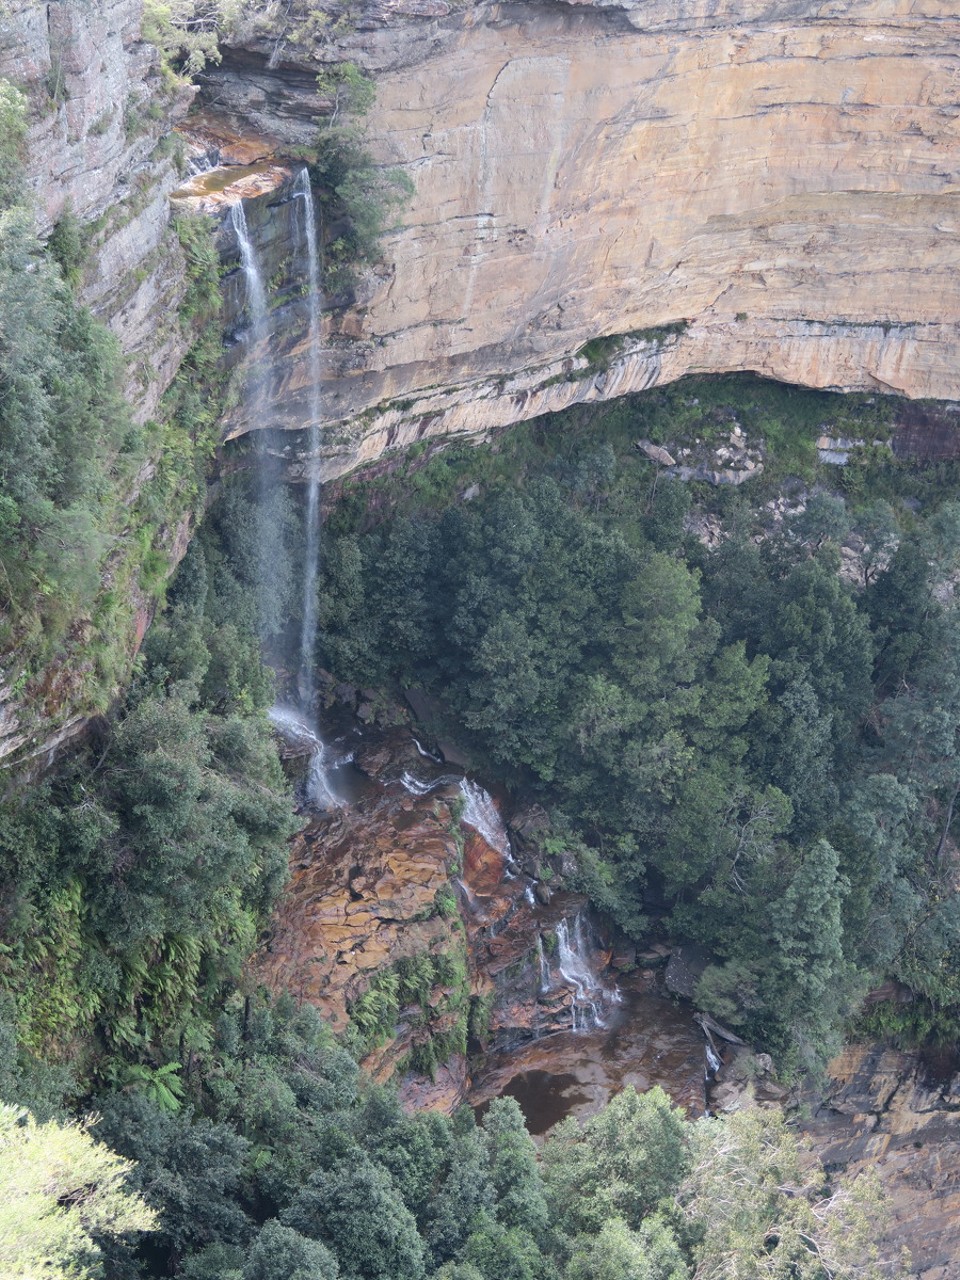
[255,760,462,1034]
[470,973,710,1134]
[258,721,960,1272]
[802,1043,960,1280]
[256,721,706,1105]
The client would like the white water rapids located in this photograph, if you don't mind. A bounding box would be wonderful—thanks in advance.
[268,705,341,810]
[539,911,621,1032]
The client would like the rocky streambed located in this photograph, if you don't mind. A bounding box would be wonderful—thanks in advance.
[257,710,960,1276]
[255,713,715,1118]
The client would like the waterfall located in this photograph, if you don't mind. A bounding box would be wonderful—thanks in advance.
[400,770,459,796]
[455,876,480,913]
[292,168,324,709]
[230,199,276,647]
[541,911,621,1033]
[231,188,339,808]
[268,705,338,810]
[459,779,512,860]
[231,200,269,358]
[412,737,444,763]
[537,934,551,992]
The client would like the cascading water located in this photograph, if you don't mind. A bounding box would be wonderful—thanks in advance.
[539,911,621,1032]
[231,200,269,331]
[459,779,513,861]
[232,188,339,808]
[412,737,444,763]
[292,168,324,710]
[230,199,276,649]
[400,771,459,796]
[268,705,338,810]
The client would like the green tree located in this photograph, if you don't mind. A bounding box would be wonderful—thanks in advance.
[282,1157,426,1280]
[245,1220,339,1280]
[542,1086,689,1236]
[461,1213,551,1280]
[0,81,26,209]
[679,1108,893,1280]
[425,1120,494,1267]
[482,1097,549,1238]
[0,1104,155,1279]
[96,1092,251,1269]
[565,1216,688,1280]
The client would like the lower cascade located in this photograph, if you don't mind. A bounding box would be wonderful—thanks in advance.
[459,778,513,862]
[267,705,340,810]
[540,911,621,1032]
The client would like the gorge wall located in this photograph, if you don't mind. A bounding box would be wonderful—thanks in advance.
[0,0,194,419]
[198,0,960,480]
[2,0,960,754]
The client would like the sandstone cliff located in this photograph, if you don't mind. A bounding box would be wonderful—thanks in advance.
[0,0,194,418]
[195,0,960,479]
[0,0,199,766]
[3,0,959,759]
[805,1043,960,1280]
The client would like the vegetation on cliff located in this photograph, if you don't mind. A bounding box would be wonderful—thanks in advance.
[0,498,297,1082]
[0,444,902,1279]
[0,12,948,1277]
[0,76,223,747]
[311,384,960,1072]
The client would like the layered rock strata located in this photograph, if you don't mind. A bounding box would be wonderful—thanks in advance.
[804,1043,960,1280]
[0,0,194,419]
[195,0,960,478]
[0,1,198,767]
[256,727,640,1099]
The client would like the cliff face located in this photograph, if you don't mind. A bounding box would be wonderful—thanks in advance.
[0,0,195,767]
[805,1043,960,1280]
[4,0,958,758]
[0,0,194,419]
[197,0,960,479]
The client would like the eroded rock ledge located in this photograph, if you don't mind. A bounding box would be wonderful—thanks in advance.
[197,0,960,477]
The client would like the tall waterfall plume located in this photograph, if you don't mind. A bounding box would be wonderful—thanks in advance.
[231,192,340,809]
[230,199,275,643]
[293,168,324,710]
[230,199,269,375]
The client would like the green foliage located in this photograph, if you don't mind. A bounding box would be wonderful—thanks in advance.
[304,60,413,292]
[542,1087,689,1236]
[47,209,87,289]
[244,1220,338,1280]
[312,127,413,292]
[349,944,471,1073]
[0,511,296,1066]
[173,212,223,322]
[141,0,240,79]
[282,1155,427,1280]
[0,89,228,744]
[349,970,401,1049]
[0,80,26,210]
[313,379,960,1059]
[0,1103,156,1278]
[96,1091,251,1269]
[316,61,376,121]
[566,1216,688,1280]
[482,1097,550,1238]
[0,204,143,675]
[679,1107,890,1280]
